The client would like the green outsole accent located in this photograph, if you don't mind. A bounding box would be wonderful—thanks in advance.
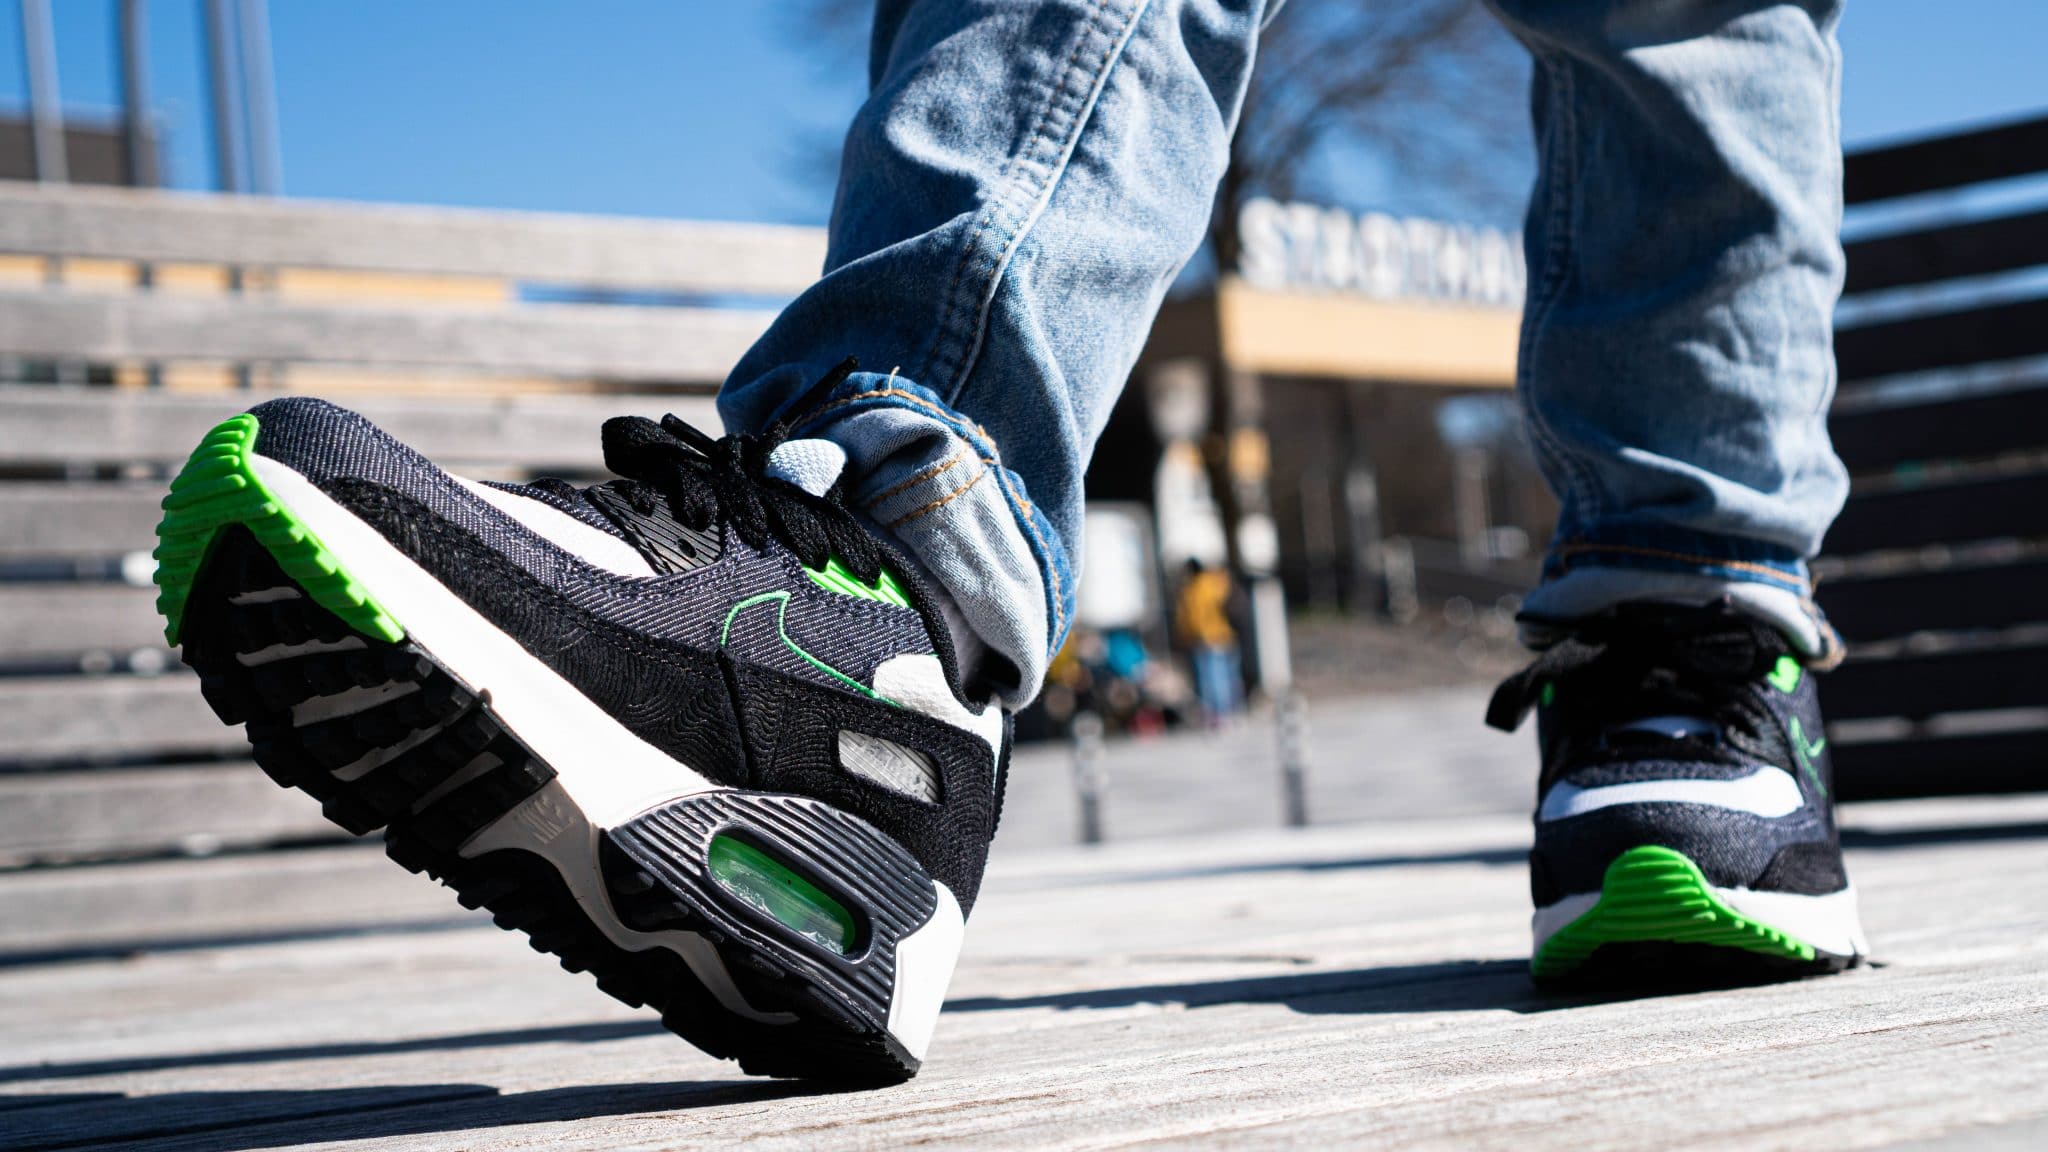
[707,833,857,955]
[804,556,911,608]
[152,414,403,647]
[1532,846,1819,980]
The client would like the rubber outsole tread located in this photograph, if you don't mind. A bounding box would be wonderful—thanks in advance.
[1533,845,1856,985]
[162,448,922,1083]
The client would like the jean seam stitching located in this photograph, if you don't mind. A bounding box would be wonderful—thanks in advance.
[946,0,1151,406]
[913,10,1102,390]
[914,0,1149,404]
[802,386,1070,645]
[886,468,989,529]
[1519,52,1601,533]
[862,446,972,507]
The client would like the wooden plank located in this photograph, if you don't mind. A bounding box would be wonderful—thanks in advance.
[0,290,775,385]
[0,386,720,469]
[0,674,238,765]
[0,584,164,663]
[1844,207,2048,295]
[1828,384,2048,474]
[0,763,333,866]
[0,180,825,295]
[0,844,455,958]
[0,482,163,559]
[1824,469,2048,555]
[0,800,2041,1149]
[1835,728,2048,800]
[1818,556,2048,643]
[1844,113,2048,204]
[1823,641,2048,722]
[1835,297,2048,383]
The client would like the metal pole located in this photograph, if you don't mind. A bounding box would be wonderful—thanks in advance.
[204,0,247,193]
[1071,712,1106,845]
[238,0,282,195]
[120,0,159,187]
[204,0,255,389]
[1277,691,1309,828]
[119,0,164,388]
[21,0,85,383]
[20,0,67,185]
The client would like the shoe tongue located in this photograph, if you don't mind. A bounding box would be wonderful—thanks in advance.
[763,439,846,498]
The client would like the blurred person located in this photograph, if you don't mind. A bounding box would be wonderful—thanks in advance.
[156,0,1863,1084]
[1174,558,1241,724]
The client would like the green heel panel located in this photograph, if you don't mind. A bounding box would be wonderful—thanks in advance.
[152,414,403,647]
[1532,845,1818,981]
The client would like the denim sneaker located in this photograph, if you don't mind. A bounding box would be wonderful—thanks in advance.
[153,365,1007,1083]
[1487,600,1867,985]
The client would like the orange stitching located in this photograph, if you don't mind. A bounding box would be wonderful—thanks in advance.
[864,446,970,507]
[887,469,987,529]
[800,385,1068,637]
[1552,542,1813,588]
[805,387,964,428]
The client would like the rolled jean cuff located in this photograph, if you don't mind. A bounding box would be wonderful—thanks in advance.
[1521,530,1843,666]
[788,371,1074,708]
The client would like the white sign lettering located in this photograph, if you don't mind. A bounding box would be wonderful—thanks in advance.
[1237,197,1525,308]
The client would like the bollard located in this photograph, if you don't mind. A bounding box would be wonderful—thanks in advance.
[1071,711,1107,845]
[1277,691,1309,828]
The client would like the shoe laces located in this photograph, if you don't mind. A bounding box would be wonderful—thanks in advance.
[543,357,884,581]
[1485,600,1794,753]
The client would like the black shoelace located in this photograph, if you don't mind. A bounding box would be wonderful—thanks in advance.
[1485,600,1794,752]
[539,357,884,580]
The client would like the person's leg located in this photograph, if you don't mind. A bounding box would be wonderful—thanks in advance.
[1481,0,1866,984]
[1193,646,1227,719]
[724,0,1278,706]
[1487,0,1848,662]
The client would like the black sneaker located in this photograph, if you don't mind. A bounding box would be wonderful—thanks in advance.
[153,369,1008,1084]
[1487,600,1867,986]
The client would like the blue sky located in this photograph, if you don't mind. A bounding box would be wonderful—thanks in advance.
[3,1,2045,227]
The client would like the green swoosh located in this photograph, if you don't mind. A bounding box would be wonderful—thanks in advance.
[1788,715,1828,797]
[720,591,900,707]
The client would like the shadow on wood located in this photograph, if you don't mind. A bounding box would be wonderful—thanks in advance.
[2,1079,827,1152]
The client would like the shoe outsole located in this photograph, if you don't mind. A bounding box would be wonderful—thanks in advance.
[156,421,921,1085]
[1532,845,1858,986]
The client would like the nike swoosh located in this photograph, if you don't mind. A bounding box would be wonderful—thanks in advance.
[720,590,901,706]
[1789,715,1829,797]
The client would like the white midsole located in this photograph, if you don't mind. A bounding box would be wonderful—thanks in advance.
[1533,882,1868,960]
[889,883,963,1062]
[251,455,720,828]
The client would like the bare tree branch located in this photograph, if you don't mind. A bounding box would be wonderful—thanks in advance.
[796,1,1531,277]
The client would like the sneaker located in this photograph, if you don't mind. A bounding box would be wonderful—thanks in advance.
[153,368,1008,1083]
[1486,600,1867,986]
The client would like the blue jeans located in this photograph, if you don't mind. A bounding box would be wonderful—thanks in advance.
[724,0,1849,707]
[1191,645,1241,721]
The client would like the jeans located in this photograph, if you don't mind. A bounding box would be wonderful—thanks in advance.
[724,0,1849,707]
[1191,645,1242,720]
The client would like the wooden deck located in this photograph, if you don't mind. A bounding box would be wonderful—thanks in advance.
[4,690,2046,1150]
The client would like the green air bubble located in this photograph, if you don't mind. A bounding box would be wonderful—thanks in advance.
[706,834,856,955]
